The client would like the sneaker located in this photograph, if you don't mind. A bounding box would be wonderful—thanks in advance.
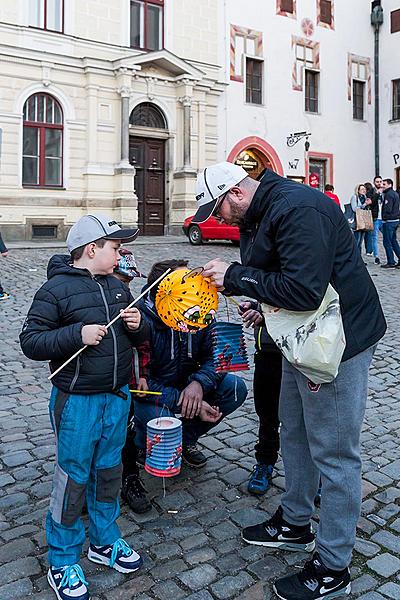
[182,445,207,468]
[242,506,315,552]
[366,253,373,257]
[47,564,89,600]
[247,463,274,495]
[121,474,152,514]
[0,292,10,301]
[136,448,146,468]
[374,257,381,265]
[88,538,142,574]
[381,263,396,269]
[273,552,351,599]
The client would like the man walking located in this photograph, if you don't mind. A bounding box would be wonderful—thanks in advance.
[381,178,400,269]
[193,162,386,600]
[369,175,384,264]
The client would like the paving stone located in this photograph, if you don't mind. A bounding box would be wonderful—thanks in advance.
[208,520,240,541]
[248,555,287,579]
[377,582,400,599]
[0,538,35,565]
[355,538,381,557]
[178,564,218,590]
[152,580,186,599]
[210,572,254,599]
[1,450,32,467]
[186,546,217,565]
[105,575,154,599]
[351,574,379,595]
[367,553,400,577]
[152,558,187,580]
[357,593,386,600]
[371,530,400,554]
[0,577,33,599]
[0,556,41,582]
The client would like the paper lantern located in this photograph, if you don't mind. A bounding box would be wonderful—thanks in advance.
[212,322,249,372]
[145,417,182,478]
[155,268,218,333]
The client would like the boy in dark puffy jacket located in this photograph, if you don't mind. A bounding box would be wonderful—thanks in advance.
[20,214,148,600]
[131,259,248,469]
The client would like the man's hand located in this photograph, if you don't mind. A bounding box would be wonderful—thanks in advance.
[136,377,149,398]
[178,380,203,419]
[1,251,8,257]
[199,401,222,423]
[242,309,263,328]
[202,259,230,291]
[121,307,141,330]
[82,324,108,346]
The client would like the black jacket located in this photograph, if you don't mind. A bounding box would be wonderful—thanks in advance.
[0,232,7,254]
[224,170,386,362]
[138,293,222,407]
[382,188,400,221]
[20,255,148,394]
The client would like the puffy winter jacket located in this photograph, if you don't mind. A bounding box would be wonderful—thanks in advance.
[224,170,386,362]
[137,293,222,408]
[20,255,148,394]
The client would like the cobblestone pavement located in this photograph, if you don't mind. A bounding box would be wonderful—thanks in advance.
[0,239,400,600]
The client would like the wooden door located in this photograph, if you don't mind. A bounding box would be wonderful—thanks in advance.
[129,137,165,235]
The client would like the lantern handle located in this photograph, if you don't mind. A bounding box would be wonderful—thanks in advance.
[181,266,204,284]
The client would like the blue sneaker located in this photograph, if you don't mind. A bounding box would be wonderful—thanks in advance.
[47,564,89,600]
[248,463,274,495]
[88,538,143,573]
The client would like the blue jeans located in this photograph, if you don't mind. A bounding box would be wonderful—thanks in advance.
[372,219,383,258]
[364,230,373,254]
[134,374,247,448]
[353,230,364,253]
[47,386,130,567]
[382,220,400,265]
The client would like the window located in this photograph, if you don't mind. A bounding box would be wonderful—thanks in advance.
[130,0,164,50]
[393,79,400,120]
[281,0,294,12]
[305,70,319,113]
[353,80,365,120]
[129,102,167,128]
[246,58,263,104]
[391,9,400,33]
[23,93,63,187]
[29,0,64,32]
[292,37,320,91]
[320,0,333,25]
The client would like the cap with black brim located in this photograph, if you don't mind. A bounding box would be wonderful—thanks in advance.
[192,199,217,224]
[105,228,140,243]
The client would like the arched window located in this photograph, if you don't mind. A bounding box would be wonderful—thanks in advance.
[129,102,167,129]
[23,93,63,187]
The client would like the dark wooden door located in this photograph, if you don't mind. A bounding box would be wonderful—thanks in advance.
[129,137,165,236]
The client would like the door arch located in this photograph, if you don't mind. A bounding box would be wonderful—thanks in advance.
[227,136,284,178]
[129,102,168,236]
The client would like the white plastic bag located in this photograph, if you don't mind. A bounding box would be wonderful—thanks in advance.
[261,285,346,384]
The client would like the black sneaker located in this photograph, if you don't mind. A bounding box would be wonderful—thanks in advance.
[182,445,207,468]
[374,257,381,265]
[273,553,351,599]
[136,448,146,468]
[242,506,315,552]
[381,263,396,269]
[121,474,151,514]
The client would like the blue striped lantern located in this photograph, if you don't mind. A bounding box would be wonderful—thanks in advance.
[145,416,182,477]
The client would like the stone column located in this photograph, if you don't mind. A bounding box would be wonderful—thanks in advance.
[180,96,192,169]
[118,86,131,168]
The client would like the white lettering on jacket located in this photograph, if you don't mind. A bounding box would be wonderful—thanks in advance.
[241,276,258,284]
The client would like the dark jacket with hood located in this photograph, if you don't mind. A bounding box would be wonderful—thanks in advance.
[137,292,221,409]
[19,255,148,394]
[382,187,400,221]
[224,170,386,362]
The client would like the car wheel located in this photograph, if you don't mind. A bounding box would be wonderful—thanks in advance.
[231,240,240,246]
[188,225,203,245]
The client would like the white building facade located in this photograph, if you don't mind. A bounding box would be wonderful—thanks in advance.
[0,0,399,241]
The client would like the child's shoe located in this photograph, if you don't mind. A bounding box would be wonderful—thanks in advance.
[88,538,143,573]
[248,463,274,495]
[0,292,10,301]
[47,564,89,600]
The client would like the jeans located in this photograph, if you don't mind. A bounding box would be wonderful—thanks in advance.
[279,346,375,570]
[353,230,364,253]
[47,386,130,567]
[382,220,400,265]
[134,374,247,448]
[364,230,373,254]
[372,219,383,258]
[253,350,282,466]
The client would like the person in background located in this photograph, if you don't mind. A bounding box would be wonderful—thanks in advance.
[381,178,400,269]
[324,184,341,208]
[350,184,372,254]
[368,176,384,265]
[363,182,375,256]
[0,231,10,301]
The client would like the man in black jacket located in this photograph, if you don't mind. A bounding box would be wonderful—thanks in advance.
[0,231,10,300]
[193,162,386,600]
[381,178,400,268]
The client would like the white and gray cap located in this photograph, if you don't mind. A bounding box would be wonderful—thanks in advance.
[192,161,248,224]
[66,213,139,252]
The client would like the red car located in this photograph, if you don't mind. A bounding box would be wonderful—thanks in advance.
[183,215,240,246]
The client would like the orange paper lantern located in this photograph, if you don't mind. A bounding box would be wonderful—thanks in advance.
[155,268,219,332]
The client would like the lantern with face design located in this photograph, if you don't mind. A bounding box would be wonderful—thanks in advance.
[155,268,218,332]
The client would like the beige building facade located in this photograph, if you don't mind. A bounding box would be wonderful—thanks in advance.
[0,0,223,240]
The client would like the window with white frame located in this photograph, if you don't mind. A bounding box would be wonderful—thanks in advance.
[22,93,63,187]
[393,79,400,120]
[29,0,64,32]
[130,0,164,51]
[230,25,263,82]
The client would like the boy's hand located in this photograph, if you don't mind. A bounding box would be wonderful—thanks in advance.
[178,381,203,419]
[199,401,222,423]
[1,251,8,257]
[82,324,108,345]
[121,307,141,330]
[136,377,149,397]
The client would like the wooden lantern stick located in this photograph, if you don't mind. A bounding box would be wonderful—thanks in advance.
[48,268,171,381]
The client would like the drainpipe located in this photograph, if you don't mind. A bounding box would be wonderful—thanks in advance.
[371,1,384,176]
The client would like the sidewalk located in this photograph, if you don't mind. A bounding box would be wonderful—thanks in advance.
[6,235,188,250]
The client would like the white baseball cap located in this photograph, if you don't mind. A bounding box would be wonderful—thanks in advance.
[192,162,248,223]
[66,213,139,252]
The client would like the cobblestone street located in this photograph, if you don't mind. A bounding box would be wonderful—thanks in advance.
[0,238,400,600]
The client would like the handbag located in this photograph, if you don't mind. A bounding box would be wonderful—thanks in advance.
[355,208,373,231]
[261,284,346,384]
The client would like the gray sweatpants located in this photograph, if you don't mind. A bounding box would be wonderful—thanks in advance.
[279,346,375,571]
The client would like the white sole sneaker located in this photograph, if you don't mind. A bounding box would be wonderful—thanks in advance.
[47,569,91,600]
[273,582,351,599]
[87,547,142,574]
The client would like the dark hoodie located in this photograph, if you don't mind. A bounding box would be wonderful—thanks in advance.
[20,255,148,394]
[224,170,387,362]
[137,292,221,408]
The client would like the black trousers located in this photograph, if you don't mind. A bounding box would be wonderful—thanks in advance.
[253,350,282,466]
[0,280,4,295]
[121,393,139,479]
